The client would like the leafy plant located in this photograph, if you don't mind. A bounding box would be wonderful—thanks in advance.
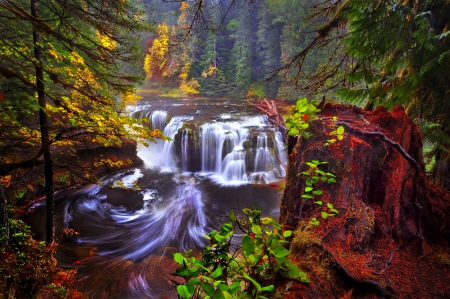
[284,98,321,139]
[0,213,87,298]
[298,160,339,226]
[325,116,345,146]
[172,208,309,299]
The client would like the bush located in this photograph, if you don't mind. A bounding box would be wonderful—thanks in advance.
[0,217,86,298]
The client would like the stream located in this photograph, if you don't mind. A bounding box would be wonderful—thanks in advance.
[26,96,287,299]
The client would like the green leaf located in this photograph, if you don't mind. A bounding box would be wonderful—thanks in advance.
[251,224,262,235]
[242,235,255,254]
[214,234,228,243]
[311,176,319,182]
[201,282,215,296]
[273,246,290,258]
[314,200,323,205]
[309,218,320,226]
[306,162,317,168]
[173,252,185,264]
[283,230,292,238]
[301,194,313,199]
[260,285,275,292]
[221,223,232,233]
[321,212,329,219]
[313,190,323,195]
[218,283,229,292]
[228,209,236,221]
[327,178,336,184]
[286,264,302,279]
[229,281,242,294]
[177,285,192,299]
[212,266,223,278]
[304,186,313,192]
[223,291,234,299]
[336,126,345,135]
[242,272,261,292]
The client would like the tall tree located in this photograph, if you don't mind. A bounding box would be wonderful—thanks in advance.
[31,0,55,244]
[283,0,450,189]
[229,4,255,96]
[0,0,160,243]
[255,0,282,98]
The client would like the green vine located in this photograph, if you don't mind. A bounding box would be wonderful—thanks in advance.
[298,160,339,226]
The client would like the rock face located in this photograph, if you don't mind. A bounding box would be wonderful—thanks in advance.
[279,101,450,298]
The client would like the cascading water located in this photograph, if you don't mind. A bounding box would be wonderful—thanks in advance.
[181,128,189,171]
[25,97,286,299]
[141,112,286,184]
[150,110,167,131]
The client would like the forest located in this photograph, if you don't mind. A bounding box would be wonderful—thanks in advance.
[1,0,450,298]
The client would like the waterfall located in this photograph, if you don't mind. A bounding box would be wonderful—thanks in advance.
[150,110,167,131]
[138,109,285,184]
[161,116,192,170]
[181,128,189,171]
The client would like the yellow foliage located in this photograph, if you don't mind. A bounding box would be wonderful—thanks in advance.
[180,78,201,95]
[96,30,117,51]
[143,54,152,78]
[47,43,63,61]
[179,62,191,80]
[201,65,218,78]
[143,23,170,79]
[116,91,142,111]
[69,52,85,66]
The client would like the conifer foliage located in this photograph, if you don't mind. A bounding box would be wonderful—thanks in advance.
[286,0,450,189]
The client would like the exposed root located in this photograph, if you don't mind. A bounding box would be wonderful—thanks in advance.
[323,244,389,299]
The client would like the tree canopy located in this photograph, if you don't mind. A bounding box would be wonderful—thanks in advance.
[0,0,163,243]
[279,0,450,189]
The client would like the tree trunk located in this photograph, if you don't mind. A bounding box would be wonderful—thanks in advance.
[278,101,450,298]
[0,182,8,247]
[31,0,55,245]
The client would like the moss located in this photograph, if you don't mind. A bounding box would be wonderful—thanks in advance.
[290,224,322,255]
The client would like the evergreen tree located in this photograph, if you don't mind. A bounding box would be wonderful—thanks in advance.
[229,4,255,97]
[286,0,450,189]
[255,1,283,98]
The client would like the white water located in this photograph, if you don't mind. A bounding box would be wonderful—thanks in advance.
[30,99,286,299]
[138,111,286,185]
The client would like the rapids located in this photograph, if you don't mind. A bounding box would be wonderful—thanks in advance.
[26,97,286,298]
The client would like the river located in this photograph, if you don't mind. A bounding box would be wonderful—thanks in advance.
[26,96,286,299]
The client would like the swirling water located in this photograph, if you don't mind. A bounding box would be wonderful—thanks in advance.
[26,97,285,299]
